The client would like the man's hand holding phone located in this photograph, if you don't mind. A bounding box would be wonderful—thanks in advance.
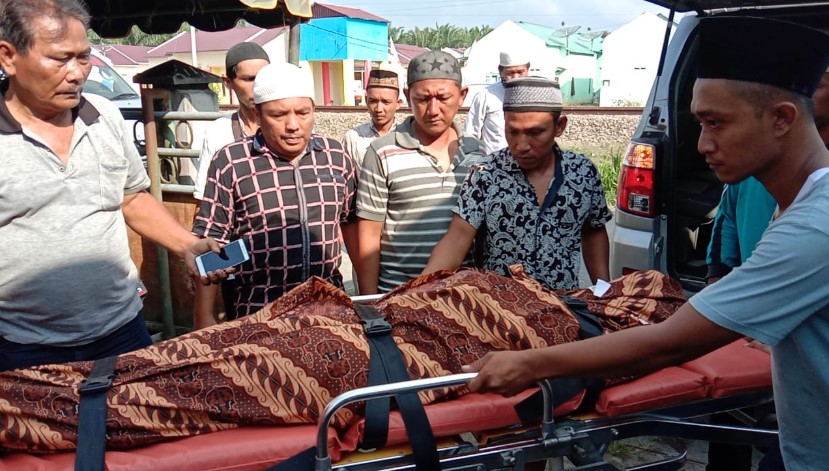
[185,238,244,285]
[193,239,250,285]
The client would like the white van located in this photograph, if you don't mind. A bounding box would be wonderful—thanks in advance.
[86,49,146,167]
[610,0,829,292]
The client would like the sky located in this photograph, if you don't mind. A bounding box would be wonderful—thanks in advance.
[330,0,671,33]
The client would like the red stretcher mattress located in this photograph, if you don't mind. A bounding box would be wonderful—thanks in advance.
[0,341,771,471]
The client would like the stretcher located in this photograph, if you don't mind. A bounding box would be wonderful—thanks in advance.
[0,338,775,471]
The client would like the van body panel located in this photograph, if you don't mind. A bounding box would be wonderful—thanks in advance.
[612,5,829,292]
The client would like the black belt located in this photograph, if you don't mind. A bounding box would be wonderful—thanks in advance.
[353,304,440,470]
[75,355,118,471]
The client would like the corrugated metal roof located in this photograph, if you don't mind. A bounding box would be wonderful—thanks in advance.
[146,26,287,57]
[515,22,601,56]
[394,44,430,66]
[312,3,388,23]
[93,45,152,65]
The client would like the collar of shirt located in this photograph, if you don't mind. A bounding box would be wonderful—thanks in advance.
[368,119,397,136]
[0,93,100,133]
[501,143,565,176]
[251,130,325,161]
[393,116,480,155]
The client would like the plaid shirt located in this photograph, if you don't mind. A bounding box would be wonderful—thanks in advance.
[193,132,357,317]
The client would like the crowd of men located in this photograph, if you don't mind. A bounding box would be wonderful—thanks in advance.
[1,1,828,469]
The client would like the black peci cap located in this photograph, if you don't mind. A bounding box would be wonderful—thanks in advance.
[697,16,829,97]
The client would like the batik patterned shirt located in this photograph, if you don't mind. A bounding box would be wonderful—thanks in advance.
[193,132,357,316]
[455,145,612,290]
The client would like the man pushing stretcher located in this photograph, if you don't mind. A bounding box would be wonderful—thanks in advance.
[465,16,829,471]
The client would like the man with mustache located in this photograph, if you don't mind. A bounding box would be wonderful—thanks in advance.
[192,62,358,325]
[354,51,486,294]
[0,0,223,371]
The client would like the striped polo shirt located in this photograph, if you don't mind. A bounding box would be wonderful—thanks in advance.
[357,117,486,292]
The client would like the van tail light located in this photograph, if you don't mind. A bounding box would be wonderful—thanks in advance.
[617,143,656,217]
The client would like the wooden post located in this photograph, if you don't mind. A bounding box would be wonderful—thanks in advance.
[288,20,301,65]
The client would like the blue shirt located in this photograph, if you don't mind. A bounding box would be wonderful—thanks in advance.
[691,170,829,470]
[706,176,777,278]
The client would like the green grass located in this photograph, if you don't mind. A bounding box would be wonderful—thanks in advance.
[565,145,625,210]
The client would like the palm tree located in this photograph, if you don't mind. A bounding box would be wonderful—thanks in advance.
[393,24,493,49]
[389,25,405,44]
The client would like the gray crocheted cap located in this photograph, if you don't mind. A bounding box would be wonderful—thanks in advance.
[407,50,462,86]
[503,77,563,112]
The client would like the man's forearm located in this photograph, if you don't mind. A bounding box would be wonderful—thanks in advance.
[423,237,470,275]
[581,225,610,283]
[356,218,383,295]
[467,304,743,396]
[193,282,219,330]
[123,191,199,258]
[423,215,478,275]
[341,219,361,285]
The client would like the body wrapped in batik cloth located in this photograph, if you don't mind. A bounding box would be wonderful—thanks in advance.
[0,268,686,454]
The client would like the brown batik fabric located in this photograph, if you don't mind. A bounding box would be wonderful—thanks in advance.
[0,268,582,453]
[0,268,684,454]
[560,268,687,332]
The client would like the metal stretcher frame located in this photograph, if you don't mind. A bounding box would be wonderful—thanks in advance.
[306,370,776,471]
[309,294,778,470]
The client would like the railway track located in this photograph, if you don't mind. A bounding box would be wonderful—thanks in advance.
[221,104,645,116]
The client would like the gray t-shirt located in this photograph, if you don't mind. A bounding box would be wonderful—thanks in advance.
[690,169,829,471]
[0,93,150,346]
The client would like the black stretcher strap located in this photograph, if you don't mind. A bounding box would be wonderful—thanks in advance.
[75,355,118,471]
[514,296,609,422]
[353,304,440,470]
[356,305,393,449]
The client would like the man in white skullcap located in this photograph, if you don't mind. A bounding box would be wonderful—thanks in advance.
[425,77,612,290]
[191,62,359,328]
[464,48,531,155]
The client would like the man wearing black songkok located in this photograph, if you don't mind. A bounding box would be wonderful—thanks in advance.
[465,16,829,471]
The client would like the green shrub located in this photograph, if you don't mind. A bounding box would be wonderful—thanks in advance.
[569,146,624,210]
[594,149,623,209]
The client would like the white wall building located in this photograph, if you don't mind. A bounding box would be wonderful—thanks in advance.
[463,20,557,91]
[599,12,674,107]
[463,20,602,106]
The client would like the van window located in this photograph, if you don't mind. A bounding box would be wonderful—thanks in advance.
[84,55,139,101]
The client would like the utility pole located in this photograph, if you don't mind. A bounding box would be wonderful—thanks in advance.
[288,19,301,65]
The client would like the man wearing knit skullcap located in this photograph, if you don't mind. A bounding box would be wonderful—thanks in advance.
[464,47,530,155]
[354,51,487,294]
[192,63,359,326]
[424,76,612,291]
[465,17,829,471]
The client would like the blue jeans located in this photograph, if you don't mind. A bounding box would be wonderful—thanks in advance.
[0,314,153,371]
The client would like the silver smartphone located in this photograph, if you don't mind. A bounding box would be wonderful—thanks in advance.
[196,239,250,277]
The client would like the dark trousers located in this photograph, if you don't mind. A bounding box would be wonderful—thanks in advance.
[758,437,786,471]
[706,413,753,471]
[0,314,153,372]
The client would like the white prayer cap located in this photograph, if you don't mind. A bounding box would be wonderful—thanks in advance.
[253,62,315,105]
[499,49,530,67]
